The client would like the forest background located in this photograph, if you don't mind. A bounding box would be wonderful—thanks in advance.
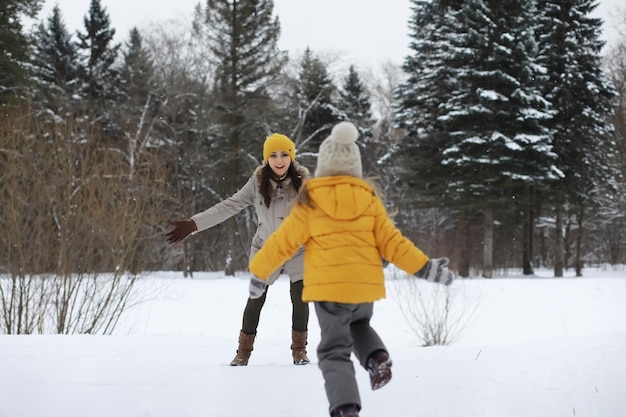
[2,0,626,329]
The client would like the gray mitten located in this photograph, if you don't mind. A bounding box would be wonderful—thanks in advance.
[249,275,267,299]
[415,258,455,285]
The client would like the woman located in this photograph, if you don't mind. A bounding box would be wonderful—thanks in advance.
[166,133,311,366]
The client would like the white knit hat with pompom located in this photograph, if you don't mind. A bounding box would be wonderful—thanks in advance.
[315,121,362,178]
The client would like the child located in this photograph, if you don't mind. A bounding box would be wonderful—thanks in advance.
[248,122,455,417]
[166,133,311,366]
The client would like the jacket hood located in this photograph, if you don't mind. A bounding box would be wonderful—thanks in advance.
[306,176,374,220]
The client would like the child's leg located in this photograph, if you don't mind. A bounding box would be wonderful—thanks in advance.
[349,303,393,390]
[314,302,361,414]
[349,303,387,368]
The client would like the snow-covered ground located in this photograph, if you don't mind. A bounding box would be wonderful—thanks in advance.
[1,267,625,417]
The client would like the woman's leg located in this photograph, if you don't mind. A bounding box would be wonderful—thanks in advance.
[290,280,309,332]
[230,289,269,366]
[290,280,310,364]
[241,287,268,335]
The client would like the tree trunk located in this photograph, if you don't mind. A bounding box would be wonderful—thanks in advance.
[539,226,547,268]
[482,208,493,278]
[522,207,535,275]
[225,121,240,276]
[458,208,470,278]
[554,204,564,277]
[522,190,534,275]
[182,243,190,278]
[564,210,572,271]
[575,204,584,277]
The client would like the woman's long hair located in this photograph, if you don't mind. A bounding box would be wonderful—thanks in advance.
[259,162,304,208]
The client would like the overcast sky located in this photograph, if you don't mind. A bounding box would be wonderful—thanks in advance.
[36,0,624,70]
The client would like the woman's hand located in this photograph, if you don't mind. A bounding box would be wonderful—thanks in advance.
[165,220,197,244]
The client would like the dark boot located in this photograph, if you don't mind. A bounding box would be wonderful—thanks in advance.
[331,404,360,417]
[366,350,392,390]
[291,330,311,365]
[230,331,256,366]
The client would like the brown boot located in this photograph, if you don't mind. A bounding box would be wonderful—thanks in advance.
[366,350,392,390]
[230,331,256,366]
[291,330,311,365]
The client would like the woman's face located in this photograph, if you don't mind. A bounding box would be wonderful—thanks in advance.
[267,151,292,177]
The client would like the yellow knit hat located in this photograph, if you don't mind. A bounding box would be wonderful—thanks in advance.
[263,133,296,162]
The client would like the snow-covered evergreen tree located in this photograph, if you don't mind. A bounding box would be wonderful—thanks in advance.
[536,0,618,275]
[193,0,286,274]
[0,0,43,104]
[393,0,470,274]
[118,27,164,179]
[395,0,559,276]
[338,64,381,177]
[76,0,122,135]
[394,0,463,204]
[338,65,373,127]
[293,47,341,161]
[121,28,155,109]
[193,0,286,179]
[30,5,79,117]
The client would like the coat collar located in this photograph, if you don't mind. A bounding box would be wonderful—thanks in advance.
[253,161,310,187]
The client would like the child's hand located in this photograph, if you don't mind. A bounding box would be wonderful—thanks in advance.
[249,275,267,299]
[415,258,455,285]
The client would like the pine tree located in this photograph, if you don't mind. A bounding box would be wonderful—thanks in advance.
[118,27,164,178]
[602,41,626,264]
[366,62,406,196]
[76,0,121,134]
[193,0,286,274]
[338,65,372,126]
[396,0,558,276]
[193,0,286,181]
[536,0,618,276]
[121,28,155,108]
[30,5,79,116]
[0,0,44,104]
[293,47,341,166]
[394,0,468,272]
[394,0,462,205]
[338,64,380,176]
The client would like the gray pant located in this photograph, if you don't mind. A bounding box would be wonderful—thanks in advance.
[314,302,387,414]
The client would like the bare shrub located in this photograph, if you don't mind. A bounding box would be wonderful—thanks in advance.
[0,106,169,334]
[387,268,483,346]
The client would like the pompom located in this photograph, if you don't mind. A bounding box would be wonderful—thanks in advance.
[315,121,363,178]
[330,121,359,144]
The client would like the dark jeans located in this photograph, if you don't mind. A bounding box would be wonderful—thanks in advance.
[241,279,309,334]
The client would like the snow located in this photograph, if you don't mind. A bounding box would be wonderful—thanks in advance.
[1,267,625,417]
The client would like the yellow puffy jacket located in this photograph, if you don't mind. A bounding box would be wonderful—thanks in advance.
[249,176,430,303]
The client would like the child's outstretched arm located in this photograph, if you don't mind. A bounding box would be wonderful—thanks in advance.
[372,199,455,285]
[248,203,310,298]
[415,257,455,285]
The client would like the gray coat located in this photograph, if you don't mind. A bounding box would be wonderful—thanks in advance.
[191,162,309,284]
